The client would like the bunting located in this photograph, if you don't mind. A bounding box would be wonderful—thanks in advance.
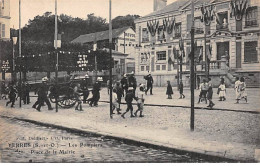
[230,0,249,21]
[200,5,215,26]
[147,19,159,37]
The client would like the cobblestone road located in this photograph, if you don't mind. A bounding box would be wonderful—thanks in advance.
[0,117,232,163]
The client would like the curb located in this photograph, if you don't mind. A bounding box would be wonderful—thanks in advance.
[99,100,260,114]
[0,115,254,163]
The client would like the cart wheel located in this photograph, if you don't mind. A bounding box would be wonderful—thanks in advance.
[57,87,77,108]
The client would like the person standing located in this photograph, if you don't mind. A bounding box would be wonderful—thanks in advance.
[238,77,247,103]
[134,84,145,117]
[113,81,124,110]
[218,78,226,101]
[179,80,185,99]
[112,88,121,114]
[207,78,215,108]
[81,75,90,104]
[121,87,138,119]
[166,81,173,99]
[234,77,241,103]
[89,77,102,107]
[121,74,128,96]
[198,79,208,104]
[6,85,17,108]
[128,71,137,95]
[145,73,153,95]
[23,82,30,104]
[74,83,83,111]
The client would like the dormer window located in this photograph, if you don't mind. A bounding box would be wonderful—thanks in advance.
[216,12,228,30]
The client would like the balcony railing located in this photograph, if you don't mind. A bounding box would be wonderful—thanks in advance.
[198,60,228,71]
[195,28,204,34]
[216,23,229,30]
[245,20,258,27]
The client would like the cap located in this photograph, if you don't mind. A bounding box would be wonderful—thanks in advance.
[128,87,134,90]
[85,74,89,78]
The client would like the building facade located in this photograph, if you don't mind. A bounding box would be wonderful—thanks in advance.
[72,26,136,75]
[134,0,260,87]
[0,0,10,41]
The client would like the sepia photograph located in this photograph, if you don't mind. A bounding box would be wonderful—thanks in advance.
[0,0,259,163]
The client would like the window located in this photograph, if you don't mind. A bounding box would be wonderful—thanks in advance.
[246,6,258,27]
[146,66,150,71]
[157,51,166,61]
[157,25,165,41]
[1,24,5,38]
[162,65,166,70]
[1,0,4,9]
[142,28,149,42]
[141,66,145,71]
[194,17,204,34]
[174,23,181,38]
[244,41,258,63]
[156,65,160,70]
[216,12,228,30]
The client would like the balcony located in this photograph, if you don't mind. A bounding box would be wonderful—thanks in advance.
[195,28,204,34]
[245,20,258,27]
[196,60,229,74]
[216,23,229,31]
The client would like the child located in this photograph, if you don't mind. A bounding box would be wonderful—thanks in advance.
[6,85,17,108]
[198,79,208,104]
[239,77,247,103]
[121,87,138,119]
[114,82,124,110]
[179,81,185,99]
[74,83,83,111]
[207,78,215,108]
[134,84,145,117]
[234,77,241,103]
[112,88,121,114]
[166,81,173,99]
[218,79,226,101]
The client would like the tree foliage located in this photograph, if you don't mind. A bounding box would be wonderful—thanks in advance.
[112,14,140,30]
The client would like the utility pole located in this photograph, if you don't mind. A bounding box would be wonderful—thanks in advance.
[55,0,58,112]
[109,0,113,119]
[19,0,22,108]
[204,24,208,79]
[190,0,195,131]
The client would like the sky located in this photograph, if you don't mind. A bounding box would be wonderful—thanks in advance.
[10,0,177,29]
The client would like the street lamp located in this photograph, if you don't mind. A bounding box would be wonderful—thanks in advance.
[12,36,18,83]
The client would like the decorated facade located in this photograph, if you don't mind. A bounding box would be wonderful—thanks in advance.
[134,0,260,87]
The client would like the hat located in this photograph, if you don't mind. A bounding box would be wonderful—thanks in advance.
[128,87,134,90]
[131,71,134,75]
[123,74,127,77]
[42,77,48,82]
[139,83,145,88]
[85,74,89,78]
[97,77,103,81]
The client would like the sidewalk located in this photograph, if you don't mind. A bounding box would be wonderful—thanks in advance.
[0,88,259,162]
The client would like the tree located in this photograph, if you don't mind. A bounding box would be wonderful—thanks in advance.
[112,14,140,29]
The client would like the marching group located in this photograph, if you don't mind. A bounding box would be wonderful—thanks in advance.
[1,72,248,116]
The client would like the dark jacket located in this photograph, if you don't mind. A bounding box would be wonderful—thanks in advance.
[166,84,173,95]
[125,91,137,103]
[128,76,137,89]
[145,75,154,85]
[120,77,128,89]
[9,86,17,99]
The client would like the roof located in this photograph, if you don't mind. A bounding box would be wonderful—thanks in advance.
[102,48,128,56]
[136,0,228,21]
[71,26,133,44]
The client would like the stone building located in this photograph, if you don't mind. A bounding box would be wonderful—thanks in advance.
[0,0,10,41]
[134,0,260,87]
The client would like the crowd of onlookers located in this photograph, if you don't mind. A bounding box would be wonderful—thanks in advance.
[1,72,248,117]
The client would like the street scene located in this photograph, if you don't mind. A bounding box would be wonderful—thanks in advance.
[0,0,260,163]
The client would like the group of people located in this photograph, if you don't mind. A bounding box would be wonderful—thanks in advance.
[2,81,31,108]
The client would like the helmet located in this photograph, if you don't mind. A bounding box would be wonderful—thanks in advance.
[42,77,48,82]
[123,74,127,77]
[131,71,134,75]
[85,74,89,78]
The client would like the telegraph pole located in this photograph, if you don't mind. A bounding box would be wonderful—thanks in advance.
[190,0,195,131]
[109,0,113,119]
[55,0,58,112]
[19,0,22,107]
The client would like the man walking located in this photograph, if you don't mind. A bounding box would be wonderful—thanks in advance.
[120,74,128,96]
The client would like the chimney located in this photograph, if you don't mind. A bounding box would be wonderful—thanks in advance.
[154,0,167,11]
